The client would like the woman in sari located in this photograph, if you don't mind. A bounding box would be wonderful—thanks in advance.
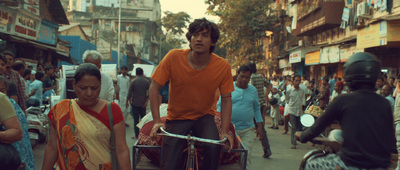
[42,63,130,170]
[0,75,35,170]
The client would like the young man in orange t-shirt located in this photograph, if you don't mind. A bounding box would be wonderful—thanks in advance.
[149,18,234,170]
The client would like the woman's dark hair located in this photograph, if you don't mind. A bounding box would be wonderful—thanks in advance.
[246,62,257,74]
[323,76,330,83]
[186,18,220,53]
[136,67,144,75]
[35,72,45,80]
[237,65,251,75]
[74,63,101,83]
[12,62,25,71]
[293,74,301,80]
[23,69,31,77]
[0,54,6,64]
[1,50,14,58]
[0,75,16,97]
[121,65,128,71]
[44,65,53,72]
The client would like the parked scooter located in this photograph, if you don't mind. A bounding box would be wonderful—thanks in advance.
[26,99,50,148]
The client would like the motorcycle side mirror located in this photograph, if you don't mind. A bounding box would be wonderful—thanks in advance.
[300,114,315,127]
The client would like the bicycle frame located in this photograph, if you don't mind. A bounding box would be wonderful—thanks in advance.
[158,127,227,170]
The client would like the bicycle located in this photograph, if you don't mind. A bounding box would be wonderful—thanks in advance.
[157,127,227,170]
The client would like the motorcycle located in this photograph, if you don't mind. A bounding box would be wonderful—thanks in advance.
[26,99,51,148]
[298,114,342,170]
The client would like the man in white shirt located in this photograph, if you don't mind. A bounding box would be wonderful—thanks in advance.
[82,50,114,102]
[117,65,131,127]
[285,75,305,149]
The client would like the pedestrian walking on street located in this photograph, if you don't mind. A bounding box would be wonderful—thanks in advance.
[42,63,131,170]
[285,75,305,149]
[149,18,234,170]
[82,50,115,102]
[2,50,27,111]
[317,76,330,110]
[217,65,263,170]
[328,74,337,95]
[118,65,131,127]
[247,62,272,158]
[127,67,150,139]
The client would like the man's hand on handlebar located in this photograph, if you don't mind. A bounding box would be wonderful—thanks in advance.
[150,122,165,139]
[220,131,233,153]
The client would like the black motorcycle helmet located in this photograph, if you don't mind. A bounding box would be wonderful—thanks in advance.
[343,52,381,91]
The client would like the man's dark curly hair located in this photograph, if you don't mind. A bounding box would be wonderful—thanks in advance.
[186,18,220,53]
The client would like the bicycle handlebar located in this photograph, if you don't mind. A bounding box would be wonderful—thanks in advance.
[158,127,227,145]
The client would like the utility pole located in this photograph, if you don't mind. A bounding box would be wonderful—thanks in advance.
[118,0,121,70]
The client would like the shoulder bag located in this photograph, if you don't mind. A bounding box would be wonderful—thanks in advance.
[107,102,119,170]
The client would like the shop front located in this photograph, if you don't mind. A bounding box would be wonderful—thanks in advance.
[288,46,320,77]
[279,58,291,76]
[305,50,320,82]
[357,20,400,78]
[0,5,70,67]
[320,45,340,79]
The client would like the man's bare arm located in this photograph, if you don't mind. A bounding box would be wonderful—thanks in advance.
[149,81,165,138]
[220,93,233,151]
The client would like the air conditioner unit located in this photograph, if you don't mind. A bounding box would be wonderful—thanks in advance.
[126,26,133,31]
[357,2,370,17]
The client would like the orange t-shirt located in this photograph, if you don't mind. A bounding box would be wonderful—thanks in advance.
[151,49,234,120]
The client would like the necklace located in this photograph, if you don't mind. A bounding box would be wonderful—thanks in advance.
[189,52,210,70]
[76,98,99,109]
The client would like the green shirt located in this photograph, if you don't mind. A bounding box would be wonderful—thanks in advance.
[0,92,16,122]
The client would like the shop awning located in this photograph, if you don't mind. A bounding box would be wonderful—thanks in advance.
[9,35,70,58]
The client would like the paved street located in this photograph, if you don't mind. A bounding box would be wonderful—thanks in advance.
[33,112,314,170]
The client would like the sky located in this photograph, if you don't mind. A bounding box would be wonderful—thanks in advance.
[159,0,220,23]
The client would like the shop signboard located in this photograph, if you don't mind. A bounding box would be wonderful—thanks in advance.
[23,0,40,16]
[57,43,70,54]
[394,0,400,7]
[279,58,289,69]
[305,50,320,65]
[0,7,15,34]
[339,45,364,62]
[357,21,387,49]
[13,14,39,40]
[387,20,400,42]
[38,20,56,45]
[320,45,340,64]
[289,50,301,64]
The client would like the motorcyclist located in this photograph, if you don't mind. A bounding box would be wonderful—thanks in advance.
[296,52,395,169]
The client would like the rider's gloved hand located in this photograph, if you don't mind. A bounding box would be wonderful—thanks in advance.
[150,122,165,139]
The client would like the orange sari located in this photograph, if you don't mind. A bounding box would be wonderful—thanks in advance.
[49,99,112,170]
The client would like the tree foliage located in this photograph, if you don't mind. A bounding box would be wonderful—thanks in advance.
[162,11,191,36]
[157,11,191,61]
[206,0,280,67]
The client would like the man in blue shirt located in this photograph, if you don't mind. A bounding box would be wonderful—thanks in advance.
[29,72,44,105]
[328,73,337,95]
[217,65,263,170]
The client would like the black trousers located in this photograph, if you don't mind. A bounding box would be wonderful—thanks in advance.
[161,114,220,170]
[131,106,146,138]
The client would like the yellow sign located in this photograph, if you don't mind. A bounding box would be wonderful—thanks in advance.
[356,23,381,49]
[387,20,400,42]
[305,50,320,65]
